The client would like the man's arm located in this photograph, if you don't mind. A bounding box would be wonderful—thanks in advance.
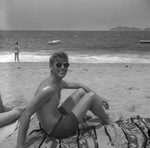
[61,81,93,92]
[17,87,54,148]
[62,81,109,109]
[17,112,30,148]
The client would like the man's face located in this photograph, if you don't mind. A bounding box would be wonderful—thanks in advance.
[51,58,69,78]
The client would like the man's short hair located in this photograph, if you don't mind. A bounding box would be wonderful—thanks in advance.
[49,51,69,66]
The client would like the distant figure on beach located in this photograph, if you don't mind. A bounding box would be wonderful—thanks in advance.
[17,51,119,147]
[12,42,20,62]
[0,93,26,127]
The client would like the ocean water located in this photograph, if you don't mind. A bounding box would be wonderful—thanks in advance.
[0,30,150,63]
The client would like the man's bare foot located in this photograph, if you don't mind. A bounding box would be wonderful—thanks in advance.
[103,112,122,125]
[110,112,122,122]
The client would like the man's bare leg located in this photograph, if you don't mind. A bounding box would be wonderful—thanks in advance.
[60,89,110,124]
[60,88,92,122]
[61,89,119,125]
[71,92,117,125]
[60,88,86,113]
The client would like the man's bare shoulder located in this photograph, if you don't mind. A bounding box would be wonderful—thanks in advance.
[35,78,55,96]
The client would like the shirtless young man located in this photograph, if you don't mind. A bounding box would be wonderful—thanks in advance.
[17,51,116,148]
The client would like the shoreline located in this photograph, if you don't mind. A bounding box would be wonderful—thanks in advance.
[1,61,150,65]
[1,51,150,63]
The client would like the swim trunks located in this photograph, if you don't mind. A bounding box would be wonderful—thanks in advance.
[48,106,79,139]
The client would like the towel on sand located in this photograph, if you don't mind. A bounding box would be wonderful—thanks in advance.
[25,121,99,148]
[105,115,150,148]
[25,115,150,148]
[0,120,19,143]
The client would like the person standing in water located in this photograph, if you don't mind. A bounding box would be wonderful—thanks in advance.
[12,42,20,62]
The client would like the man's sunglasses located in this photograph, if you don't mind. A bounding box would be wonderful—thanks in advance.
[56,63,70,68]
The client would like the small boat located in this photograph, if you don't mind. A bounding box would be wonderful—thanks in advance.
[140,40,150,43]
[48,40,61,45]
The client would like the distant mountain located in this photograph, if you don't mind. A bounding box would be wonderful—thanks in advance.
[144,28,150,31]
[110,26,143,31]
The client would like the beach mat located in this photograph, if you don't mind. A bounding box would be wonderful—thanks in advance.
[105,115,150,148]
[25,115,150,148]
[25,122,99,148]
[0,119,19,143]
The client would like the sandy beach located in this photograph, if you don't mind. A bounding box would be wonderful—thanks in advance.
[1,62,150,147]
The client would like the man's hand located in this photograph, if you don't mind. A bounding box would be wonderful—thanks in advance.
[96,95,109,110]
[102,100,109,110]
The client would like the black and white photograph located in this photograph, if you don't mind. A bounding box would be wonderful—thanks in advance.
[0,0,150,147]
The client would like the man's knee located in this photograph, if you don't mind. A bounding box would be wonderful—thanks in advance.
[84,92,96,102]
[76,89,96,102]
[77,88,86,96]
[88,92,96,98]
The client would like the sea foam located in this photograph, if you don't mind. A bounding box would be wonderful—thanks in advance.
[0,52,150,63]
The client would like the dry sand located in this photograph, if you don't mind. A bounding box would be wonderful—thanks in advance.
[1,62,150,147]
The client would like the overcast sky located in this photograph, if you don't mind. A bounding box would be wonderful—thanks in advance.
[0,0,150,30]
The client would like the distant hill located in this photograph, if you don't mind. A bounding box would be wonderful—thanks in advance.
[144,28,150,31]
[110,26,143,31]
